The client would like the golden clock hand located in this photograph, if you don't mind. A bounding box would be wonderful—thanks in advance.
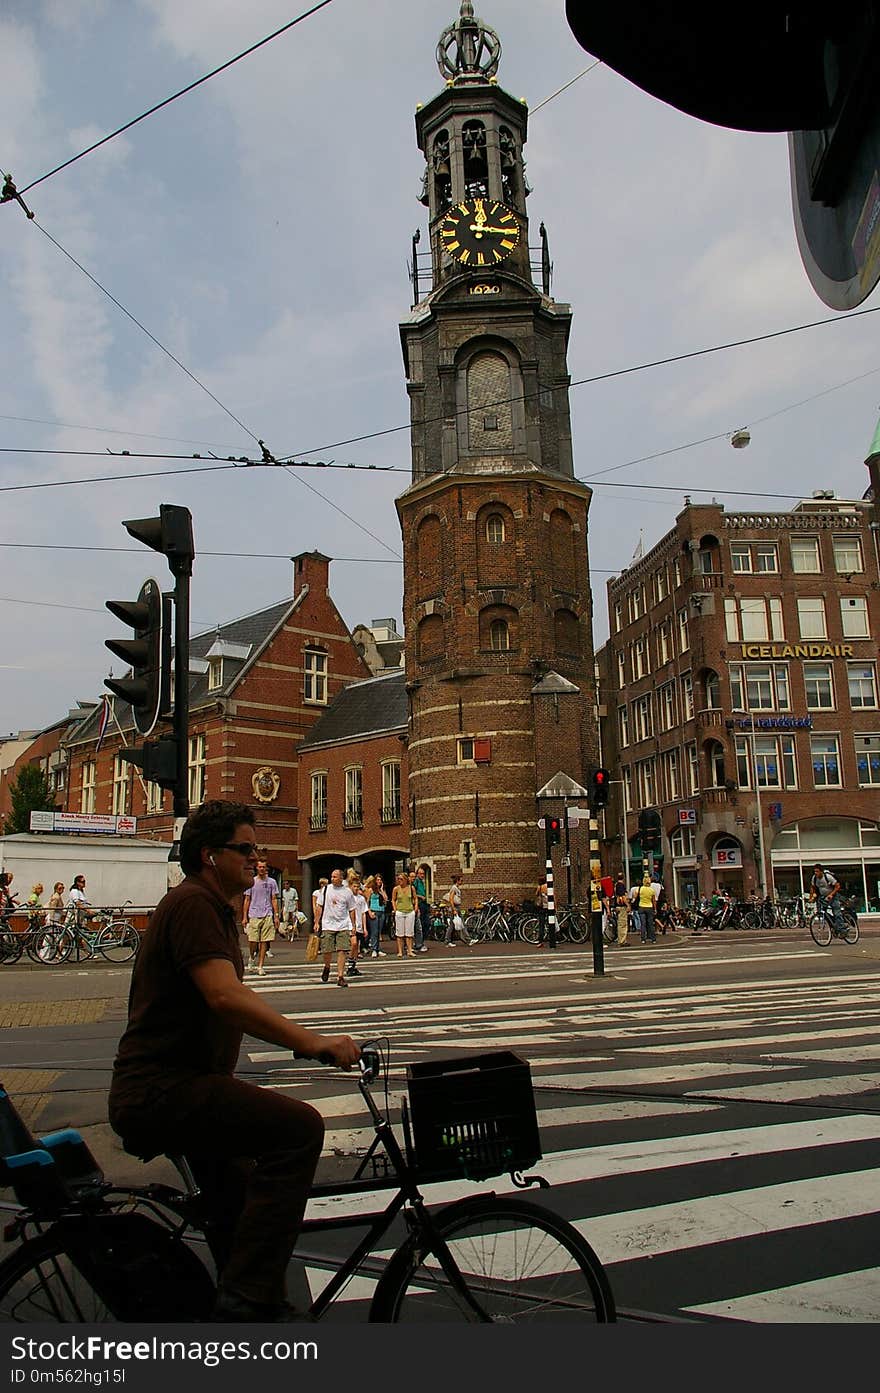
[469,224,517,234]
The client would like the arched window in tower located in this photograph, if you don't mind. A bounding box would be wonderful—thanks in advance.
[553,608,580,656]
[549,508,577,591]
[499,126,518,205]
[417,613,445,663]
[479,603,518,652]
[432,130,451,214]
[476,502,515,587]
[467,352,513,452]
[462,121,488,199]
[415,513,443,597]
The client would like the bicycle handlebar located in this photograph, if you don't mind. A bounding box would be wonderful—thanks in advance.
[295,1043,381,1082]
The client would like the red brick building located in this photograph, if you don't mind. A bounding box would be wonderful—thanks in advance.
[297,670,408,906]
[597,484,880,912]
[62,552,369,893]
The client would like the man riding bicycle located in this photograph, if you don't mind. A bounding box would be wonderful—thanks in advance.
[809,862,845,935]
[108,800,359,1323]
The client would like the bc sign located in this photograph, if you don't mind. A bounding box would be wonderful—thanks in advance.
[711,846,743,869]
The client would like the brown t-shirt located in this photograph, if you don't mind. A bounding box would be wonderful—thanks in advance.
[109,875,244,1120]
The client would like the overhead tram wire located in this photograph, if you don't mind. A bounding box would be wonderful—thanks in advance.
[0,413,232,449]
[12,1,337,198]
[279,463,401,559]
[529,60,602,115]
[275,299,880,461]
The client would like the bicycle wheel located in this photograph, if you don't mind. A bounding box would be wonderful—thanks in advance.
[97,921,140,963]
[841,914,860,945]
[0,1216,215,1322]
[371,1195,615,1323]
[566,912,590,944]
[809,915,832,947]
[518,915,542,945]
[0,928,23,964]
[26,929,65,964]
[463,913,485,943]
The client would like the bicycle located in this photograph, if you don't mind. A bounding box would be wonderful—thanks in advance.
[464,896,513,943]
[44,903,140,965]
[0,911,65,966]
[0,1045,615,1324]
[808,899,859,947]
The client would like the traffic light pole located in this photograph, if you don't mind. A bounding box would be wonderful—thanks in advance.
[588,802,605,977]
[170,563,191,862]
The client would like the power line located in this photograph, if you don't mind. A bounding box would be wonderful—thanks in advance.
[13,1,337,197]
[279,463,401,559]
[277,300,880,460]
[0,413,231,449]
[32,220,260,444]
[530,61,602,115]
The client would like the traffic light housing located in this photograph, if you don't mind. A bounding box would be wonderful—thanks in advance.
[638,807,663,852]
[120,736,179,789]
[591,767,610,809]
[105,578,170,737]
[547,816,562,847]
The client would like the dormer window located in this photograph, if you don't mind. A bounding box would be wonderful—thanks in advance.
[208,656,223,691]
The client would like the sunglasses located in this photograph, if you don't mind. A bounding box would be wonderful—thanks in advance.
[221,842,259,858]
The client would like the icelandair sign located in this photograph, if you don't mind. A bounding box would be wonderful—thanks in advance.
[737,643,858,660]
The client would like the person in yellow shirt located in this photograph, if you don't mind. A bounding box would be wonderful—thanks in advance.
[636,873,657,943]
[590,872,607,948]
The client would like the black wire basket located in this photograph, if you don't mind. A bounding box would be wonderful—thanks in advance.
[405,1052,542,1182]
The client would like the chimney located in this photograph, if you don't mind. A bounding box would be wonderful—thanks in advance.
[291,550,331,600]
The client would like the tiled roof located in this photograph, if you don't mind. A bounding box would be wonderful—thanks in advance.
[67,597,297,746]
[298,671,407,750]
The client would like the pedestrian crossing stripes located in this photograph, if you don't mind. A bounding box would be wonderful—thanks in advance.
[249,964,880,1321]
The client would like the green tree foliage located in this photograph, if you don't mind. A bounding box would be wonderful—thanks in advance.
[6,764,54,834]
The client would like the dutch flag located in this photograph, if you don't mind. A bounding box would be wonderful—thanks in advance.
[95,695,110,752]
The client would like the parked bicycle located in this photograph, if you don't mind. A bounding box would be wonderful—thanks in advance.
[464,896,514,943]
[42,902,140,965]
[0,1045,615,1323]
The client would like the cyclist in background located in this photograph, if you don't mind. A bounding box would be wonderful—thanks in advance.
[809,862,845,935]
[108,800,359,1323]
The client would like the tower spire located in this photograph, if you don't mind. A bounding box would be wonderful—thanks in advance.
[436,3,502,84]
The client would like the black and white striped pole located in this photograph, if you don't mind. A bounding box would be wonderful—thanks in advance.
[589,810,605,976]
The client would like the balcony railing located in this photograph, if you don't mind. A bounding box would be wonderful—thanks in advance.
[309,813,328,831]
[343,808,363,829]
[696,707,724,726]
[381,802,402,825]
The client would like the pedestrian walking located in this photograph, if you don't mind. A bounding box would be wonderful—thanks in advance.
[68,875,95,925]
[281,880,300,938]
[311,878,328,929]
[346,879,368,977]
[242,858,279,975]
[444,874,470,945]
[412,865,431,952]
[46,882,66,926]
[613,871,630,946]
[392,873,417,958]
[636,873,658,942]
[317,869,357,987]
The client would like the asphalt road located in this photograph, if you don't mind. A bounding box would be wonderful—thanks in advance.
[2,922,880,1321]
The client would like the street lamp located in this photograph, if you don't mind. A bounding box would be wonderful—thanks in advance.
[733,708,767,898]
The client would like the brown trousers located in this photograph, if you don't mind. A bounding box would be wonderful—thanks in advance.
[112,1074,324,1305]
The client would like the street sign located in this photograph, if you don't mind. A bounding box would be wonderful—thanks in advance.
[678,808,697,825]
[768,801,783,820]
[566,807,589,825]
[537,817,546,829]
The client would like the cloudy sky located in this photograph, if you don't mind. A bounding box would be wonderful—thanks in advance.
[2,0,879,736]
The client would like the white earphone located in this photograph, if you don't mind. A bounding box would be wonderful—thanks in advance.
[209,855,217,867]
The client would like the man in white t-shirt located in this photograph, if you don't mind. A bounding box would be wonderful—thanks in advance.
[347,880,368,978]
[317,869,357,987]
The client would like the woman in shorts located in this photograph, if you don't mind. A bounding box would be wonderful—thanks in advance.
[391,872,416,958]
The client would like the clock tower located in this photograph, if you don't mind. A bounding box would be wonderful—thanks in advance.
[397,4,599,900]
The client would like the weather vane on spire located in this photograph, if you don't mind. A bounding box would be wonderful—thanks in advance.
[436,2,501,84]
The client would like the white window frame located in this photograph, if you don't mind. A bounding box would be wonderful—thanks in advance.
[730,663,790,712]
[381,760,402,821]
[855,734,880,787]
[111,754,130,816]
[310,771,328,827]
[457,737,476,765]
[680,671,694,721]
[730,543,752,573]
[633,694,652,742]
[810,734,842,788]
[735,735,797,791]
[659,681,676,732]
[145,780,164,814]
[344,766,363,826]
[840,595,869,638]
[678,607,689,653]
[489,618,510,651]
[848,661,878,709]
[207,656,223,691]
[755,544,779,573]
[797,596,827,640]
[663,747,680,800]
[304,647,328,704]
[188,733,206,806]
[618,705,629,749]
[686,741,699,794]
[791,536,821,574]
[80,760,96,814]
[803,662,835,711]
[486,513,505,544]
[832,535,863,574]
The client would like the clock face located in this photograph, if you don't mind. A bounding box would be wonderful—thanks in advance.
[439,198,520,267]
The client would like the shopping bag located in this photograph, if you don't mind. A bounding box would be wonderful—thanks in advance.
[305,932,320,963]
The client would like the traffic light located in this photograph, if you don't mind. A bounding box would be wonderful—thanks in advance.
[591,767,610,809]
[547,816,562,847]
[105,578,170,737]
[638,807,663,852]
[104,505,194,833]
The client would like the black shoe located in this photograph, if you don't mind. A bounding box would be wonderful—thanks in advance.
[347,965,362,976]
[211,1290,307,1323]
[320,965,330,983]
